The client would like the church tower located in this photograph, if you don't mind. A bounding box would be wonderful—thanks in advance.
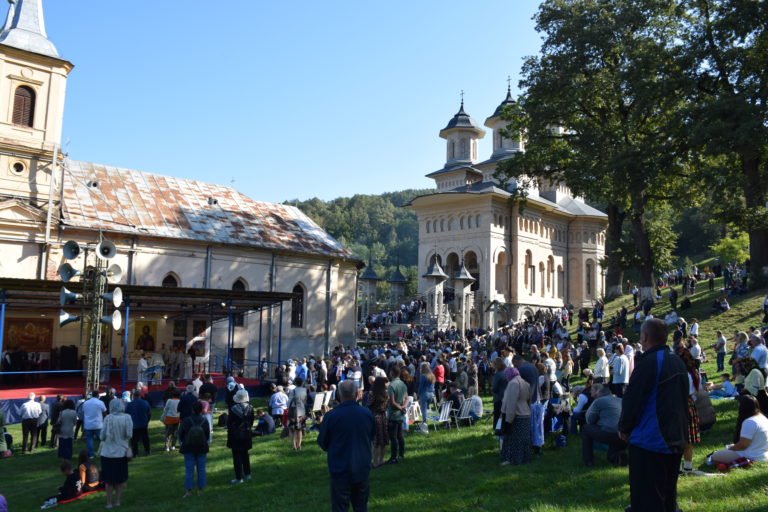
[0,0,72,201]
[484,85,523,158]
[439,99,485,168]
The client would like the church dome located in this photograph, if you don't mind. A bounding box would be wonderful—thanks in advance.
[485,88,516,126]
[440,101,484,138]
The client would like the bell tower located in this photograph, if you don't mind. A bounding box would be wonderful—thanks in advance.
[0,0,72,201]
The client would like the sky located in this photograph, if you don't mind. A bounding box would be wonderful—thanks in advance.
[41,1,544,204]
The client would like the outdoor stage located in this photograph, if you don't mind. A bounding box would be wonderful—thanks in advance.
[0,373,266,423]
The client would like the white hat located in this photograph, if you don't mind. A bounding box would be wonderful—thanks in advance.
[234,389,249,404]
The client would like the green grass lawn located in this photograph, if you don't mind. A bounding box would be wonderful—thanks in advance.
[3,280,768,512]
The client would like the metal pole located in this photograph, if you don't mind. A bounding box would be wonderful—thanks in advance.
[122,300,130,393]
[227,304,233,375]
[258,307,263,380]
[0,291,6,372]
[208,306,214,374]
[277,301,283,367]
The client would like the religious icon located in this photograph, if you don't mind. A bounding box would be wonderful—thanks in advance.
[134,321,157,352]
[173,319,186,338]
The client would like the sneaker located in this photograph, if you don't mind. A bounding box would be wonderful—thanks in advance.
[230,479,243,484]
[500,461,511,466]
[165,447,170,452]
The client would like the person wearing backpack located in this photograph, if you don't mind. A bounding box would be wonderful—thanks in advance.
[178,401,210,497]
[226,389,254,484]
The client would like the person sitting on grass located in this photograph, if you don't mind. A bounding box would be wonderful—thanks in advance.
[712,394,768,464]
[706,374,739,398]
[77,450,101,492]
[40,461,81,509]
[254,410,275,437]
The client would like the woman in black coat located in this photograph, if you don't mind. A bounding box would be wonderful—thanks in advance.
[226,389,254,484]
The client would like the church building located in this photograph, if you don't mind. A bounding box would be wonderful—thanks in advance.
[408,90,608,329]
[0,0,360,375]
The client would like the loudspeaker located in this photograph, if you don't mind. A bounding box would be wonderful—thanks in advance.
[59,309,81,327]
[101,263,123,282]
[95,240,117,260]
[102,287,123,308]
[63,241,81,260]
[58,263,80,283]
[59,286,83,306]
[101,310,122,330]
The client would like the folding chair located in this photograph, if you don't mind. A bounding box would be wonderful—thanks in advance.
[429,401,453,431]
[453,398,475,427]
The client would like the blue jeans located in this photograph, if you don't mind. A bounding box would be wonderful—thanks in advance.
[716,352,725,372]
[84,429,101,458]
[184,452,207,490]
[419,395,434,421]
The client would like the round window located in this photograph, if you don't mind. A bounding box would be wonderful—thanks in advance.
[11,162,25,175]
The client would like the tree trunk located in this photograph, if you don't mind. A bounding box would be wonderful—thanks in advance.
[629,197,655,301]
[604,203,626,300]
[742,155,768,285]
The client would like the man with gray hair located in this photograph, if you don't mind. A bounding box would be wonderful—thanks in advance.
[318,380,375,512]
[20,392,42,453]
[581,384,626,467]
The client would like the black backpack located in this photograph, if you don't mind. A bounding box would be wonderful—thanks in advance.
[184,417,207,452]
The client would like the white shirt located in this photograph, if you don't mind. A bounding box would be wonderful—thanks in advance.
[467,395,483,418]
[20,399,42,420]
[611,355,630,384]
[689,344,702,361]
[573,393,589,414]
[594,356,610,379]
[690,323,699,336]
[737,414,768,462]
[82,397,107,430]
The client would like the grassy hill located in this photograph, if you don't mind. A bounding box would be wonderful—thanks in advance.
[3,280,768,511]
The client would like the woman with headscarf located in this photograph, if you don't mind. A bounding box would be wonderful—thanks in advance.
[226,389,254,484]
[500,366,532,466]
[99,399,133,508]
[742,358,766,397]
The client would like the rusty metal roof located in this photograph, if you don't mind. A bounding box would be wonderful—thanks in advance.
[61,160,355,261]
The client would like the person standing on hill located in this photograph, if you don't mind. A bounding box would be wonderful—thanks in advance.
[619,319,689,512]
[318,380,375,512]
[386,366,407,464]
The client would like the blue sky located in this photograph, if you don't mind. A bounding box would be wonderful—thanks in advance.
[43,1,542,203]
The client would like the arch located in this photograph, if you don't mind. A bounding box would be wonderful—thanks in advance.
[585,259,595,298]
[459,216,465,230]
[427,252,443,267]
[449,140,455,159]
[524,250,533,294]
[232,278,248,291]
[539,261,546,297]
[557,264,565,299]
[547,256,555,298]
[432,220,438,233]
[426,221,431,233]
[448,217,457,231]
[291,283,305,328]
[495,251,509,295]
[162,272,180,288]
[12,85,35,127]
[467,215,474,229]
[440,219,445,232]
[475,214,482,228]
[568,258,580,304]
[519,218,524,230]
[459,138,468,159]
[445,252,460,280]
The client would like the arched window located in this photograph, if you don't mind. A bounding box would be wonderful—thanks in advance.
[291,284,304,328]
[432,220,438,233]
[475,214,482,227]
[440,219,445,232]
[459,216,465,230]
[468,216,474,229]
[459,138,468,159]
[231,279,247,326]
[12,86,35,127]
[232,279,247,291]
[448,218,457,231]
[426,221,431,234]
[585,260,594,297]
[450,141,455,159]
[162,273,179,288]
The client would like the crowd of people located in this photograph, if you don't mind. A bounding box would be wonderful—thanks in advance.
[4,284,768,511]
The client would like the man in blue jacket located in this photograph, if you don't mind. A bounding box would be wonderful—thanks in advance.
[318,380,375,512]
[619,318,689,512]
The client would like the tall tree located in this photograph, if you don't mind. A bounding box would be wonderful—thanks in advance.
[684,0,768,282]
[497,0,694,299]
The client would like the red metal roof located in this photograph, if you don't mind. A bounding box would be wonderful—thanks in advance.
[61,160,354,260]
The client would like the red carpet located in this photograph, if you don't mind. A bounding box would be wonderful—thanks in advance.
[0,374,261,400]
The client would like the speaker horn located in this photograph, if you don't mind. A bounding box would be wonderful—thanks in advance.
[101,263,123,282]
[59,309,81,327]
[102,287,123,308]
[59,286,83,306]
[63,241,81,260]
[101,310,122,330]
[95,239,117,260]
[58,263,81,283]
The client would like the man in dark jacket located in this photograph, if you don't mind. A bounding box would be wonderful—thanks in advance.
[318,380,375,512]
[619,318,689,512]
